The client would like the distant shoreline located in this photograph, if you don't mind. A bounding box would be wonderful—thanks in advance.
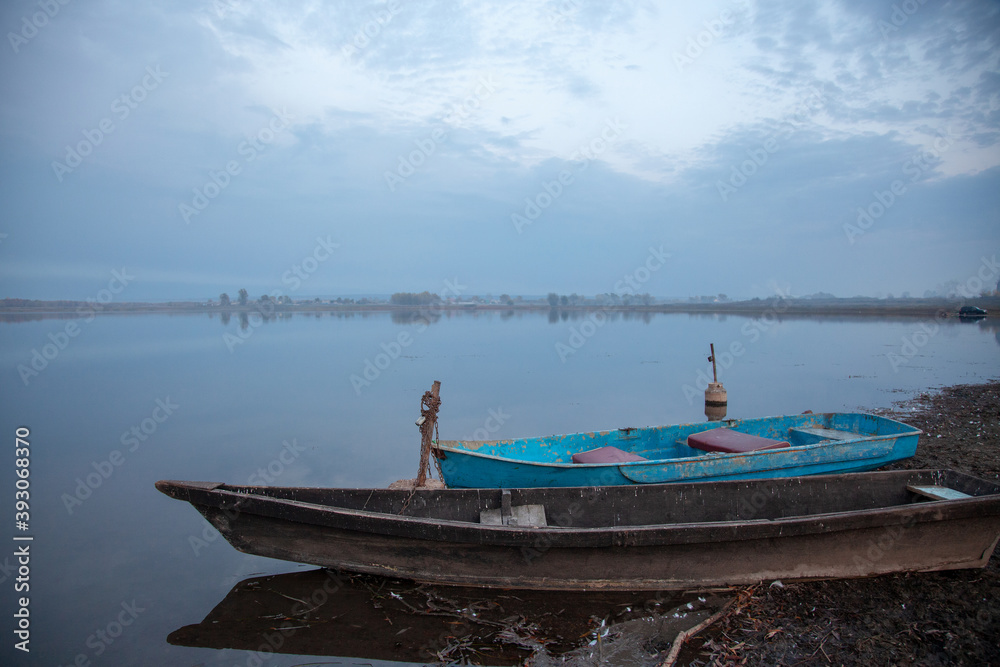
[1,296,996,320]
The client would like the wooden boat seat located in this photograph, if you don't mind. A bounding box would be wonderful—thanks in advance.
[480,489,548,526]
[789,427,858,441]
[571,446,647,464]
[687,428,789,454]
[480,505,547,526]
[907,485,972,501]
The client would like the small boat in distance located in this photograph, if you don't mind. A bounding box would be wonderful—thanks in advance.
[432,412,921,488]
[156,470,1000,591]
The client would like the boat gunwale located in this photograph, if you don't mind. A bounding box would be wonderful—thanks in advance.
[157,471,999,549]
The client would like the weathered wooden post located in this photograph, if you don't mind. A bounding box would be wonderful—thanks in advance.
[415,380,442,487]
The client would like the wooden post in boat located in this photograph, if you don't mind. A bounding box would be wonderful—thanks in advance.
[705,344,727,421]
[415,380,442,488]
[709,343,718,383]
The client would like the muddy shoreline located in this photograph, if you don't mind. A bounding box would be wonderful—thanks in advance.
[682,380,1000,666]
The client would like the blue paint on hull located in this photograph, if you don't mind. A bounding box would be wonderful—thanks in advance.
[434,412,921,488]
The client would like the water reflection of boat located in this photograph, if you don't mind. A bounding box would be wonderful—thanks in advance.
[167,569,712,665]
[156,470,1000,591]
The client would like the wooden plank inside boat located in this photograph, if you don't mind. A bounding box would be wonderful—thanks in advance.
[907,485,973,501]
[790,427,858,441]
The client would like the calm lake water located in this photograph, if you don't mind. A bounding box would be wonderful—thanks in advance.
[1,310,997,666]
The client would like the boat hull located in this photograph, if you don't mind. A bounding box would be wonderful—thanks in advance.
[434,412,921,488]
[157,470,1000,591]
[197,506,998,591]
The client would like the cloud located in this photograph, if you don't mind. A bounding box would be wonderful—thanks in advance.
[0,0,997,300]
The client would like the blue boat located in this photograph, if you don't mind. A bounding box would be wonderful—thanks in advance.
[432,413,921,488]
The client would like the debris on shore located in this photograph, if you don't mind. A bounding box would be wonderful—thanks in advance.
[682,380,1000,666]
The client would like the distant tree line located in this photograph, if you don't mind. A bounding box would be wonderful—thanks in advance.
[547,292,654,307]
[217,289,250,306]
[390,291,440,306]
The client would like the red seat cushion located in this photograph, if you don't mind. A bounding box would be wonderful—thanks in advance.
[571,446,647,464]
[687,429,789,454]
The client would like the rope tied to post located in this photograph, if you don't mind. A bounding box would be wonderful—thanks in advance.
[419,390,441,444]
[415,380,442,487]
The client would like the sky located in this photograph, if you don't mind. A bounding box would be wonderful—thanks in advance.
[0,0,998,301]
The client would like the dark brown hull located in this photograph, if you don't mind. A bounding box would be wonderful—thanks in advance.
[157,470,1000,591]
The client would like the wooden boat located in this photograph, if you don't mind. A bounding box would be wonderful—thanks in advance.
[432,412,921,488]
[155,469,1000,591]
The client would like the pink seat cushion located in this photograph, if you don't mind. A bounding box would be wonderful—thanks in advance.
[571,446,648,464]
[687,429,789,454]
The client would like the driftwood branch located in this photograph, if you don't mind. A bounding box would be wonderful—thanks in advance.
[659,597,737,667]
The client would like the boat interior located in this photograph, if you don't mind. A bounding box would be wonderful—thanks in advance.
[437,412,921,464]
[216,469,997,529]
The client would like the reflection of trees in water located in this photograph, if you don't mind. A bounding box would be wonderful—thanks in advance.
[219,309,439,326]
[231,308,288,330]
[545,309,654,325]
[974,320,1000,347]
[391,310,442,325]
[209,309,998,348]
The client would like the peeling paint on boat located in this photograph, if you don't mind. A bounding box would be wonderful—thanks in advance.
[432,412,922,488]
